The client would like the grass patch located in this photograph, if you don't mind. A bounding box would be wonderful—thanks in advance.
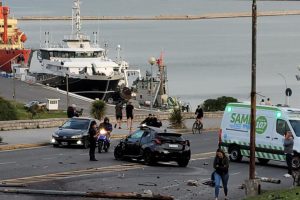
[10,101,67,120]
[244,187,300,200]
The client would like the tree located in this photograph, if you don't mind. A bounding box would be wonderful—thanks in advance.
[90,100,106,120]
[202,96,238,112]
[169,108,185,128]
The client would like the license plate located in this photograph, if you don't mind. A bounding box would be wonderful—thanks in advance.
[169,144,179,148]
[61,142,68,146]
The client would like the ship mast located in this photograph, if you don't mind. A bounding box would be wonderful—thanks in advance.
[72,0,81,38]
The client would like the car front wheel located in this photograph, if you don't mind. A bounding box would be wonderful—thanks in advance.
[83,138,89,149]
[114,145,124,160]
[143,150,155,166]
[177,158,189,167]
[229,146,243,162]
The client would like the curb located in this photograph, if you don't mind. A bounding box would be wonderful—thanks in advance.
[0,143,50,151]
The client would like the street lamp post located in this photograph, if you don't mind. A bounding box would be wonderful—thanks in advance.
[277,73,288,105]
[148,57,156,112]
[66,74,69,108]
[12,66,16,100]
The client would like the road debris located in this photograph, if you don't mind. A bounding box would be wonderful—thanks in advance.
[0,188,174,199]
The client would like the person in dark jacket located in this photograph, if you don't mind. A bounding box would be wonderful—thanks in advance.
[88,121,98,161]
[213,148,229,200]
[284,131,294,178]
[141,114,153,126]
[67,104,79,118]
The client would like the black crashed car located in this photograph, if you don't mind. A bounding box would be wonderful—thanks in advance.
[51,117,96,148]
[114,126,191,167]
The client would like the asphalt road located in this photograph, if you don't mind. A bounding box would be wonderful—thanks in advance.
[0,132,294,200]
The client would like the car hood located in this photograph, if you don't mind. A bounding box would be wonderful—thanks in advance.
[56,129,86,136]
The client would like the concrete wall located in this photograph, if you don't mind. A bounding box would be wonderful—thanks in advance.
[0,112,223,131]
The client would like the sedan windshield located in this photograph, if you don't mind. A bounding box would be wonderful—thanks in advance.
[62,119,90,130]
[289,120,300,137]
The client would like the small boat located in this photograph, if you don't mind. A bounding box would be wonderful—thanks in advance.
[31,0,129,101]
[0,1,31,73]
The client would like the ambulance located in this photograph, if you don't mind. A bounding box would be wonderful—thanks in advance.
[219,103,300,167]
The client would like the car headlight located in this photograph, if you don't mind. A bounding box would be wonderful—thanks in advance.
[71,135,82,139]
[52,133,59,138]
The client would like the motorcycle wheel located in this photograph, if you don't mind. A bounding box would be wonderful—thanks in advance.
[98,141,103,153]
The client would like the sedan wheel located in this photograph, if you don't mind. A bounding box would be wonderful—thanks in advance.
[114,146,123,160]
[83,138,89,149]
[177,159,189,167]
[143,151,155,166]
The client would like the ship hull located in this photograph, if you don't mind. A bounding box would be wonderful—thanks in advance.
[0,49,31,73]
[35,74,121,100]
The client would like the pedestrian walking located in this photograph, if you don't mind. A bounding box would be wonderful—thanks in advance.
[260,99,265,105]
[213,148,229,200]
[114,102,123,129]
[89,121,98,161]
[284,131,294,178]
[266,98,272,106]
[126,101,134,130]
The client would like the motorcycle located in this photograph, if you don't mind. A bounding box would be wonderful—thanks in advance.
[97,129,110,153]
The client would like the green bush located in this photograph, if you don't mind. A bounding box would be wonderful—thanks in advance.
[90,100,106,120]
[0,97,18,121]
[202,96,238,112]
[169,108,185,128]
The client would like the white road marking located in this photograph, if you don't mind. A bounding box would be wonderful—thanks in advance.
[162,184,180,189]
[0,162,17,165]
[0,146,48,153]
[231,172,241,176]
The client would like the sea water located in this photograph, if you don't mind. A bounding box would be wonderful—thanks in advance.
[7,0,300,109]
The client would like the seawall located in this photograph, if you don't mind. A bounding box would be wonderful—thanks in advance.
[0,112,223,131]
[17,10,300,21]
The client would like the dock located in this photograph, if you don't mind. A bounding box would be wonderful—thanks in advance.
[17,10,300,21]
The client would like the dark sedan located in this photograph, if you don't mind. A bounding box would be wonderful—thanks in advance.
[51,117,96,148]
[114,126,191,167]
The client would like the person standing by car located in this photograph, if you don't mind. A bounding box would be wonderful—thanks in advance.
[126,101,134,130]
[213,148,229,200]
[67,104,79,118]
[114,102,123,129]
[284,131,294,178]
[195,105,204,125]
[88,121,98,161]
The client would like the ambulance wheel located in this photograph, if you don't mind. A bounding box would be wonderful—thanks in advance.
[292,155,300,169]
[229,146,242,162]
[258,158,269,165]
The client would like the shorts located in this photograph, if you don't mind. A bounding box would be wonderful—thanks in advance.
[116,115,122,120]
[127,114,133,119]
[196,115,203,119]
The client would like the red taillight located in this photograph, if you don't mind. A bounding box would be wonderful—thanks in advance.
[154,138,162,145]
[218,129,222,145]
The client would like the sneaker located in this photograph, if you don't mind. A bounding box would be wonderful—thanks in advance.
[225,196,229,200]
[284,173,291,178]
[114,124,117,128]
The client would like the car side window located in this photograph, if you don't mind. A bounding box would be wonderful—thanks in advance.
[141,131,151,144]
[276,119,290,136]
[130,130,144,139]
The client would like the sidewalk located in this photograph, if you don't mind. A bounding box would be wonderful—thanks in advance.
[0,118,221,151]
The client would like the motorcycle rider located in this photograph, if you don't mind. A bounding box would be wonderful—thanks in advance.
[98,117,113,149]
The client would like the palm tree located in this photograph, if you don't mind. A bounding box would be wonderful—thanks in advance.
[90,100,106,120]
